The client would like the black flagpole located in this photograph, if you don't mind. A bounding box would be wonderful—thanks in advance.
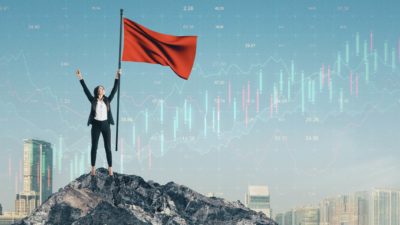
[115,9,123,151]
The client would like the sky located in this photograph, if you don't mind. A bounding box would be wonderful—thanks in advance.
[0,0,400,214]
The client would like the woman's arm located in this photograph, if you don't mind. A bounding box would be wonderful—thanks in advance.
[108,69,121,102]
[76,69,94,102]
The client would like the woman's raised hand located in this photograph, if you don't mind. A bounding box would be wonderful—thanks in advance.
[76,69,83,80]
[116,69,121,79]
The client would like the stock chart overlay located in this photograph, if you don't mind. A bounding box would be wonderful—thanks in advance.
[0,0,399,216]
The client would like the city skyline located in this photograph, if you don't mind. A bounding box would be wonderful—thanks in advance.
[0,139,53,224]
[0,138,398,221]
[1,0,399,215]
[275,188,400,225]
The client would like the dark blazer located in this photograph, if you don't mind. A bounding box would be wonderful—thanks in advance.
[79,79,119,126]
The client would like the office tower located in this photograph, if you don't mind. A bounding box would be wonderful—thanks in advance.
[275,213,284,225]
[245,185,272,218]
[320,193,370,225]
[15,139,53,215]
[283,210,293,225]
[320,198,334,225]
[293,206,319,225]
[370,189,400,225]
[355,191,370,225]
[0,203,2,215]
[14,192,39,216]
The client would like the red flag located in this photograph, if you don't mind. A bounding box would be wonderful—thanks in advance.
[122,18,197,80]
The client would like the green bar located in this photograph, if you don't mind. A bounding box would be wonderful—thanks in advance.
[291,61,295,82]
[392,48,396,70]
[363,40,368,62]
[301,72,304,113]
[312,80,315,104]
[319,67,323,91]
[189,104,192,131]
[356,32,360,56]
[384,41,388,64]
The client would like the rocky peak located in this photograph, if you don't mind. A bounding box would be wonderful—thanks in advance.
[14,168,276,225]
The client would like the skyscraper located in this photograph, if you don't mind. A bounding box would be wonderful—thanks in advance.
[283,210,293,225]
[293,206,319,225]
[275,213,284,225]
[245,185,272,218]
[15,139,53,215]
[319,192,370,225]
[370,189,400,225]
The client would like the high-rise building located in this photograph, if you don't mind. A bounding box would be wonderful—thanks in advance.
[15,192,39,216]
[275,213,284,225]
[245,185,272,218]
[15,139,53,215]
[370,189,400,225]
[283,210,293,225]
[355,191,370,225]
[279,189,399,225]
[319,192,369,225]
[293,206,319,225]
[0,203,2,215]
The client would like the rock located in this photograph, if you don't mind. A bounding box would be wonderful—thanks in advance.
[14,168,276,225]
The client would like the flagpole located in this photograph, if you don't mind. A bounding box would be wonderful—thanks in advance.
[115,9,123,152]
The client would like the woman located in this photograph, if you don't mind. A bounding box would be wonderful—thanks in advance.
[75,69,120,176]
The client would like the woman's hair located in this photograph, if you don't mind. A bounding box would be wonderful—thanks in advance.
[92,85,110,111]
[93,85,104,99]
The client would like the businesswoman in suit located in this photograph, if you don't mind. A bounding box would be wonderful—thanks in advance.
[75,69,120,176]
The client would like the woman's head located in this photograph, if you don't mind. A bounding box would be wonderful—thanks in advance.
[93,85,105,99]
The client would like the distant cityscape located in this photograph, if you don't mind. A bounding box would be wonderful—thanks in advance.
[0,139,399,225]
[274,189,400,225]
[0,139,53,225]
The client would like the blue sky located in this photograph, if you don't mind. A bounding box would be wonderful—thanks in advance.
[0,0,399,214]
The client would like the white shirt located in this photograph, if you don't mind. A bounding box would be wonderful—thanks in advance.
[94,99,108,121]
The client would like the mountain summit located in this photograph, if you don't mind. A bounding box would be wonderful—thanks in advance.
[14,168,276,225]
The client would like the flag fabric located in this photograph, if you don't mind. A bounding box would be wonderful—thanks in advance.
[122,18,197,80]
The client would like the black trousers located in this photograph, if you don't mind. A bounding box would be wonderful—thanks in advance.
[91,119,112,167]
